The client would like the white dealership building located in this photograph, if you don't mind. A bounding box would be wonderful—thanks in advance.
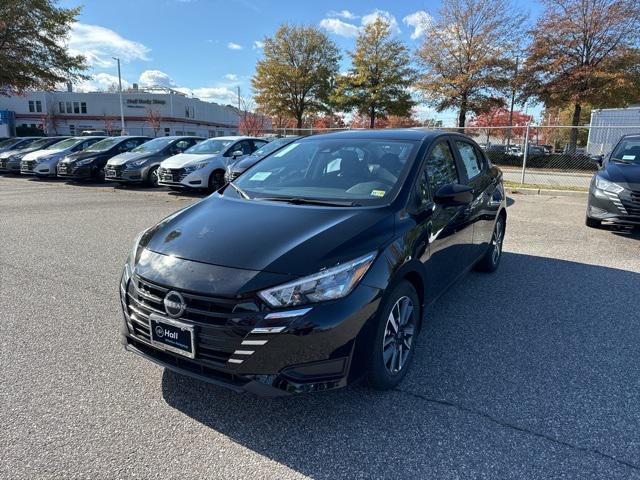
[0,85,244,138]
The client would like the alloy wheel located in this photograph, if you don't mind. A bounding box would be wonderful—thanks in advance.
[382,296,416,374]
[492,219,504,264]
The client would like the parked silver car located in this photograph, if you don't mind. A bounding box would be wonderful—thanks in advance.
[104,136,202,187]
[157,136,268,191]
[21,136,106,177]
[0,137,69,173]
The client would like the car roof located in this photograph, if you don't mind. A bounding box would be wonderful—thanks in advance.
[206,136,255,141]
[300,129,453,142]
[155,135,204,140]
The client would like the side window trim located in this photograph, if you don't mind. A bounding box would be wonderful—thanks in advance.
[412,137,456,210]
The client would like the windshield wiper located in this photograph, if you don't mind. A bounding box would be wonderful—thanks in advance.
[610,158,636,165]
[255,196,361,207]
[228,181,251,199]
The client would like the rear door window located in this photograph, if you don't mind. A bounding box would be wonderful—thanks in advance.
[455,140,483,180]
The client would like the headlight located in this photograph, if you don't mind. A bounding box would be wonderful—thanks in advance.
[258,252,377,308]
[126,159,147,169]
[184,162,208,173]
[128,229,149,269]
[594,176,624,194]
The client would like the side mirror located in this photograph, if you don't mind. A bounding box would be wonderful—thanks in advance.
[434,183,474,206]
[590,155,604,168]
[232,150,244,158]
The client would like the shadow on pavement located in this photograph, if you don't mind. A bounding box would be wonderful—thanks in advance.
[161,252,640,479]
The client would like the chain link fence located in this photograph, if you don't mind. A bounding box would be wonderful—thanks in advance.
[262,124,640,190]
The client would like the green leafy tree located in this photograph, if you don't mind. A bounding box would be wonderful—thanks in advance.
[415,0,527,129]
[252,24,340,129]
[525,0,640,151]
[332,18,416,128]
[0,0,87,94]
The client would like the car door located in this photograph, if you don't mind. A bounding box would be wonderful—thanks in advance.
[412,137,475,302]
[452,138,497,258]
[226,140,253,161]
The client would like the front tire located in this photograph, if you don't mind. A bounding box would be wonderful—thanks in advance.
[366,281,420,390]
[146,166,159,187]
[208,170,225,193]
[475,214,505,273]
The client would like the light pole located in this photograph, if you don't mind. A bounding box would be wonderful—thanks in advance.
[113,57,125,134]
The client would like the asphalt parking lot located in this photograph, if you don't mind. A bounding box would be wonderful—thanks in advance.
[1,176,639,480]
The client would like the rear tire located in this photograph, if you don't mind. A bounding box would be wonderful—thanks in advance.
[585,216,602,229]
[366,281,420,390]
[475,214,505,273]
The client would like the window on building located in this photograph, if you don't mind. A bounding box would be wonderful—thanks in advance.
[164,127,170,136]
[36,101,42,112]
[217,130,224,137]
[73,102,80,114]
[185,106,194,118]
[81,102,87,114]
[66,102,72,114]
[69,124,75,135]
[59,102,64,113]
[28,101,35,112]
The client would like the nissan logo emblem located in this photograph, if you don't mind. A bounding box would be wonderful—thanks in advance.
[163,291,186,318]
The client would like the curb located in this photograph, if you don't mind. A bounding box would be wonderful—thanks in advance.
[507,188,588,197]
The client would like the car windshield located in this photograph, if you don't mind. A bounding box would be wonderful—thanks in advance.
[0,139,19,148]
[253,138,295,157]
[24,138,55,150]
[610,138,640,164]
[87,137,125,152]
[46,138,80,150]
[230,138,418,206]
[185,139,232,154]
[131,137,174,153]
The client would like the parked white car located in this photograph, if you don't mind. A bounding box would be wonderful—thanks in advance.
[157,136,268,191]
[21,136,106,177]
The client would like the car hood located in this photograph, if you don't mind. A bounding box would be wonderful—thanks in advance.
[603,162,640,188]
[60,151,103,164]
[22,149,62,161]
[161,153,219,168]
[0,150,20,159]
[107,151,152,166]
[142,194,394,277]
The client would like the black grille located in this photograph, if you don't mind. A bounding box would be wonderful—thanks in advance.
[0,159,7,169]
[621,189,640,216]
[105,165,124,178]
[158,167,187,182]
[21,160,35,171]
[125,275,255,366]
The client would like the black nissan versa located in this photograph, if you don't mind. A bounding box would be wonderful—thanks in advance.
[119,130,507,396]
[57,136,150,181]
[586,134,640,228]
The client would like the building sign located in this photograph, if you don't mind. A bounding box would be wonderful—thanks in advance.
[126,99,166,108]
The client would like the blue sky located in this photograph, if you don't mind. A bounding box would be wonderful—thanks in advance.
[60,0,541,125]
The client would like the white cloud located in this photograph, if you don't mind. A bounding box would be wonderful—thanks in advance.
[320,9,400,38]
[403,11,433,40]
[225,73,239,81]
[74,72,131,92]
[361,10,400,35]
[192,87,238,104]
[227,42,243,50]
[328,9,358,20]
[68,23,150,68]
[253,40,265,50]
[319,18,360,38]
[138,70,176,88]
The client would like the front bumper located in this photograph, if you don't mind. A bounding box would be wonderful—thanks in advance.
[119,265,382,395]
[21,159,58,177]
[158,167,208,189]
[57,164,93,179]
[587,187,640,226]
[105,165,147,183]
[0,158,21,173]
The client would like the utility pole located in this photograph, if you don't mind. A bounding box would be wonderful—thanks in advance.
[113,57,125,135]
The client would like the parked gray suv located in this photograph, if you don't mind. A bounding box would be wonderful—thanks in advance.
[105,136,203,187]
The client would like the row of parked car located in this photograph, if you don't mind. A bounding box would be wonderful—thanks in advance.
[0,134,299,192]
